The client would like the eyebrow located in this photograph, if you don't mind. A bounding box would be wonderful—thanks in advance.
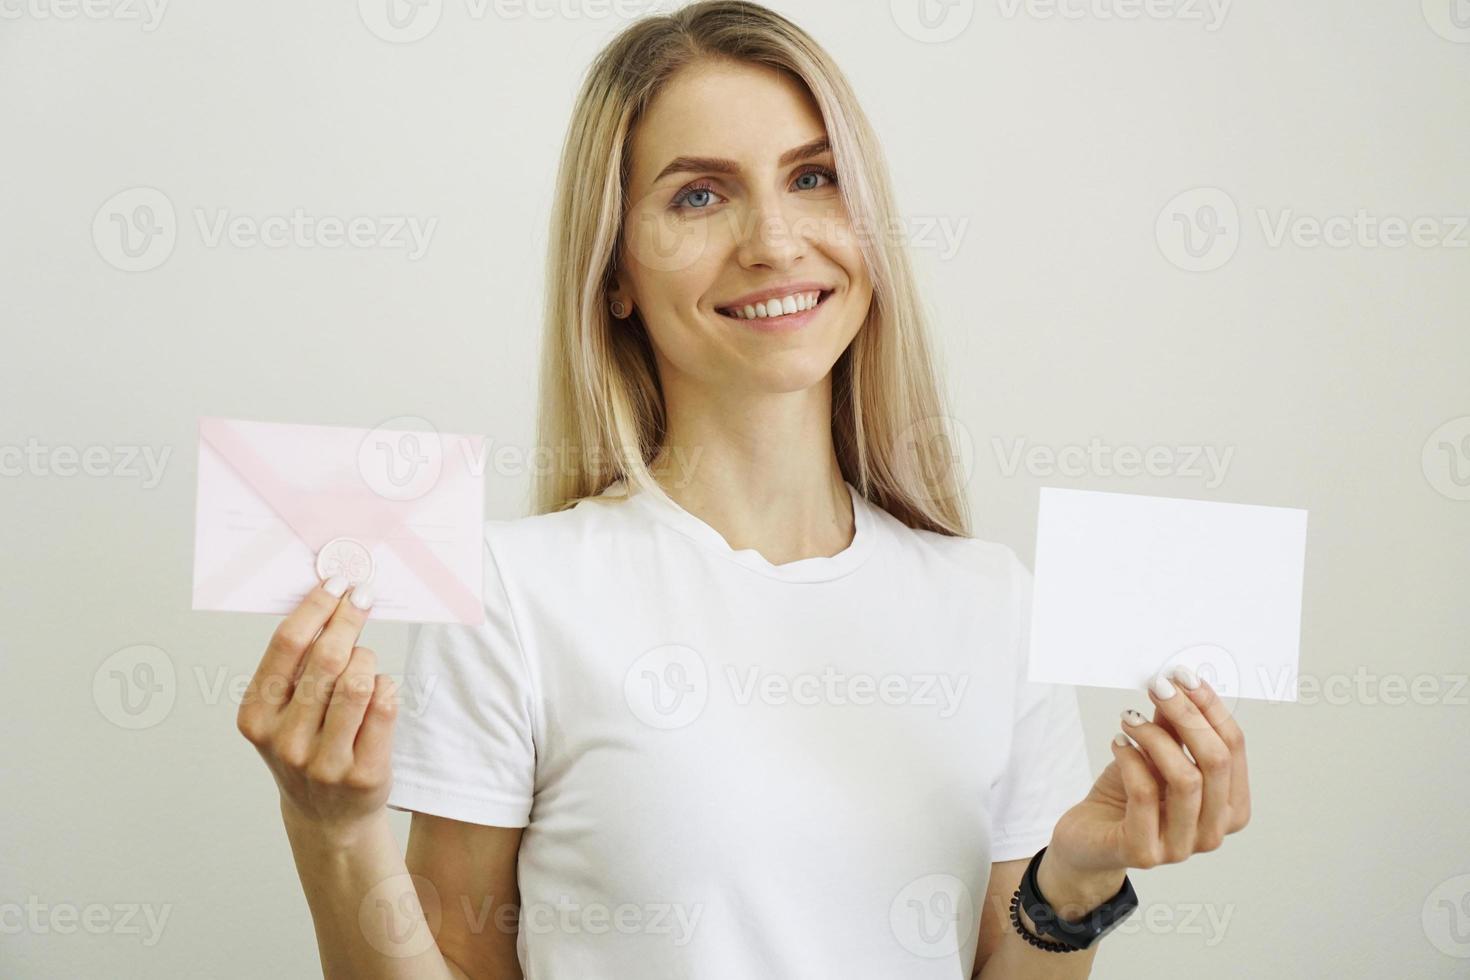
[651,137,832,185]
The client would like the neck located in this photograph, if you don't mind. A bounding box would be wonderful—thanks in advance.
[647,378,854,566]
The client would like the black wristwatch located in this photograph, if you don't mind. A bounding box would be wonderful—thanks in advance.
[1010,846,1138,951]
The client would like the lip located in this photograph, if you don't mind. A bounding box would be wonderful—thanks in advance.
[714,280,835,313]
[715,288,835,333]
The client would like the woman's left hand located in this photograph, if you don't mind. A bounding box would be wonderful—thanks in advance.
[1040,666,1252,909]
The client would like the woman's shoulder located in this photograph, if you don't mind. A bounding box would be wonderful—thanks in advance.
[478,482,641,554]
[873,500,1022,584]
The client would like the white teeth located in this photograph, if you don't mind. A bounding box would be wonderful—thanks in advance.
[723,291,822,320]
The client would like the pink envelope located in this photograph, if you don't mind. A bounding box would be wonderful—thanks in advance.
[192,416,486,625]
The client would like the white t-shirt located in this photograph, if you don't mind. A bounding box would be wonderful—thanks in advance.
[386,478,1093,978]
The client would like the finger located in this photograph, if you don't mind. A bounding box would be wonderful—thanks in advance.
[317,646,380,777]
[1109,735,1162,866]
[1122,708,1201,862]
[283,583,376,731]
[1181,674,1251,833]
[352,674,399,782]
[1149,669,1232,850]
[243,576,351,716]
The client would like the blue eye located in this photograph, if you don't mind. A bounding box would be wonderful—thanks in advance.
[669,165,840,213]
[673,184,718,210]
[794,166,838,191]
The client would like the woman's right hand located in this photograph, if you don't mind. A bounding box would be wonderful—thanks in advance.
[236,577,399,845]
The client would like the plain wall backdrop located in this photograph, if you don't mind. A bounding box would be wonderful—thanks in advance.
[3,1,1468,976]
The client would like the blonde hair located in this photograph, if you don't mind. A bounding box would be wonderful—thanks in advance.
[532,0,971,536]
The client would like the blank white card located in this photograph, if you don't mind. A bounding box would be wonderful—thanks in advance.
[1028,487,1308,702]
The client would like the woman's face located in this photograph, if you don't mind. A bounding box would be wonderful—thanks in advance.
[615,60,873,396]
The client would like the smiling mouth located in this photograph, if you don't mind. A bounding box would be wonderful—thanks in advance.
[715,289,834,322]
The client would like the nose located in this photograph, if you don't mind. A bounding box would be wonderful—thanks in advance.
[733,192,808,271]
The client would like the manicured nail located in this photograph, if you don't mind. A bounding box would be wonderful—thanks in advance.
[1121,708,1147,726]
[349,584,376,610]
[1170,665,1201,690]
[322,575,349,598]
[1112,733,1131,747]
[1151,672,1177,700]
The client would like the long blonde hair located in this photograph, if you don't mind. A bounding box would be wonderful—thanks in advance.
[532,0,971,536]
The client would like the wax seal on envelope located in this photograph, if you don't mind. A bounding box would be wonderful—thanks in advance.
[315,536,375,587]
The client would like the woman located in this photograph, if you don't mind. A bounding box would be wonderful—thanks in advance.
[236,2,1251,976]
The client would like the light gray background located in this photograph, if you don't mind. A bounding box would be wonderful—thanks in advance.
[3,1,1468,977]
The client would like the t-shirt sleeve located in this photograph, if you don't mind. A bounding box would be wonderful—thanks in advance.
[385,526,537,828]
[987,547,1095,863]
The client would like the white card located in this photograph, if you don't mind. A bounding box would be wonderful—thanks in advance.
[1028,487,1308,702]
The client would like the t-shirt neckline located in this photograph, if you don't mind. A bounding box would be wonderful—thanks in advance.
[605,478,877,583]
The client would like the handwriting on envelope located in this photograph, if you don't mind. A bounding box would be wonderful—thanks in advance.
[1027,487,1308,702]
[192,416,487,625]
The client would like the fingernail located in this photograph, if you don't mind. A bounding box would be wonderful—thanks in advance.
[322,575,349,598]
[1170,665,1201,690]
[1121,708,1147,726]
[1151,672,1177,700]
[1112,733,1131,747]
[349,584,376,610]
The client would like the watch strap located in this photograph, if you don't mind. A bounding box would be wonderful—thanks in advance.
[1014,845,1138,951]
